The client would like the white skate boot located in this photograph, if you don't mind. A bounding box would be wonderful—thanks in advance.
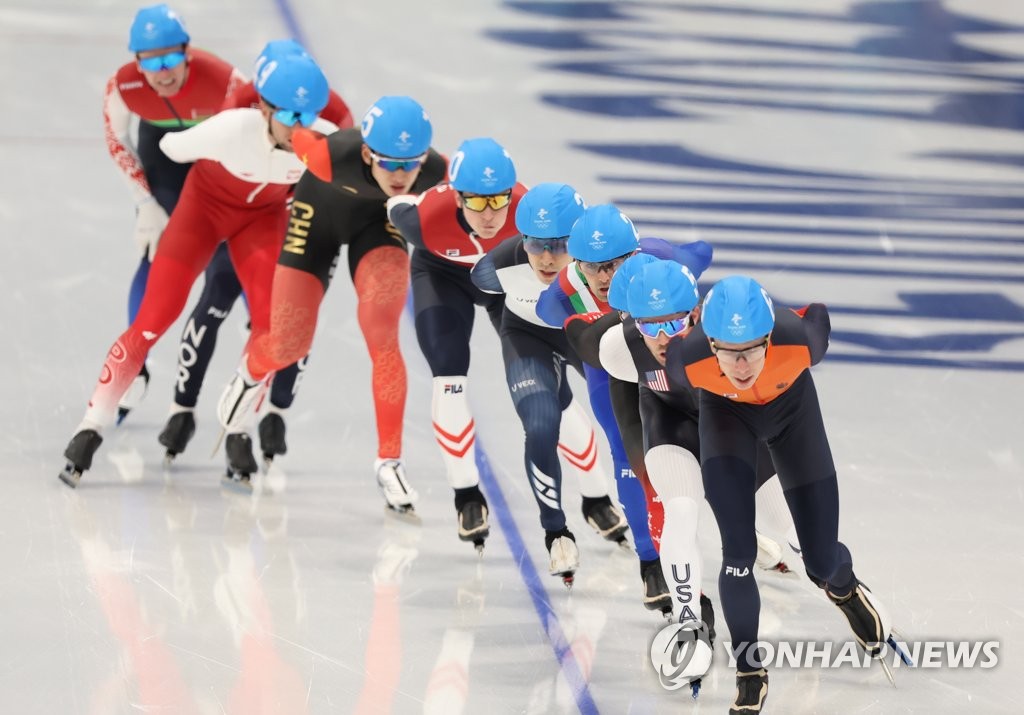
[217,363,269,431]
[545,528,580,588]
[375,458,419,514]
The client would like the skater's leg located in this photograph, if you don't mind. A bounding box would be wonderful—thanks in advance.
[699,397,762,673]
[584,364,658,562]
[412,262,479,490]
[506,356,567,533]
[352,245,409,460]
[81,229,220,433]
[171,243,243,409]
[609,377,664,549]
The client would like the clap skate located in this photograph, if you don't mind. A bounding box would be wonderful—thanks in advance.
[257,412,287,469]
[729,668,768,714]
[375,458,419,515]
[755,532,795,576]
[650,609,715,698]
[639,558,673,619]
[687,595,717,698]
[222,433,258,492]
[582,495,630,548]
[217,365,269,432]
[59,429,104,489]
[158,411,195,466]
[545,528,579,588]
[455,486,490,555]
[116,364,150,425]
[827,579,913,686]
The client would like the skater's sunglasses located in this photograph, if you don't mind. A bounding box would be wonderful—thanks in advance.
[635,314,691,339]
[370,152,427,173]
[265,103,319,128]
[459,191,513,212]
[137,50,187,72]
[522,236,569,255]
[577,253,631,277]
[709,338,769,364]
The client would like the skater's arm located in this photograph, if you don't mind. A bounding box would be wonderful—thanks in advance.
[103,76,151,204]
[599,322,640,383]
[386,195,426,250]
[470,252,503,294]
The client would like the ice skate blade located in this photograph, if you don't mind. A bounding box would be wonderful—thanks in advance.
[558,573,575,589]
[210,427,227,459]
[221,473,253,494]
[690,678,701,699]
[878,657,896,688]
[384,504,422,525]
[614,537,632,552]
[474,541,485,558]
[59,463,82,489]
[116,408,129,426]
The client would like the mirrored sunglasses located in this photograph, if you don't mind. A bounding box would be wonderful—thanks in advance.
[137,51,187,73]
[635,315,690,339]
[523,236,569,255]
[460,192,513,212]
[371,152,426,172]
[272,108,319,128]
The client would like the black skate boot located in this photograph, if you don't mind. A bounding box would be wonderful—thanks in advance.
[826,580,890,657]
[827,579,912,685]
[686,593,718,699]
[640,558,673,618]
[258,412,287,465]
[545,527,579,588]
[729,669,768,714]
[454,485,489,555]
[581,495,629,547]
[700,592,717,644]
[223,433,258,491]
[59,429,104,488]
[158,411,195,464]
[116,364,150,425]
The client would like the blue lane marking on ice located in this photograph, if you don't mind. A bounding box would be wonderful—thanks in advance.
[270,6,600,711]
[271,0,306,45]
[475,446,601,715]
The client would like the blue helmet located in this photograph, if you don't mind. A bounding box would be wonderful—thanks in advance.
[568,203,639,262]
[361,96,432,158]
[255,52,329,115]
[701,275,776,342]
[515,183,585,239]
[128,4,190,52]
[626,260,700,319]
[254,39,309,77]
[449,138,517,195]
[608,253,658,311]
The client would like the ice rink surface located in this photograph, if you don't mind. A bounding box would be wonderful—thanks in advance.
[1,0,1022,712]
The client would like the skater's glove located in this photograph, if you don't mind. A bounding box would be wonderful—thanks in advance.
[563,311,606,328]
[134,196,169,262]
